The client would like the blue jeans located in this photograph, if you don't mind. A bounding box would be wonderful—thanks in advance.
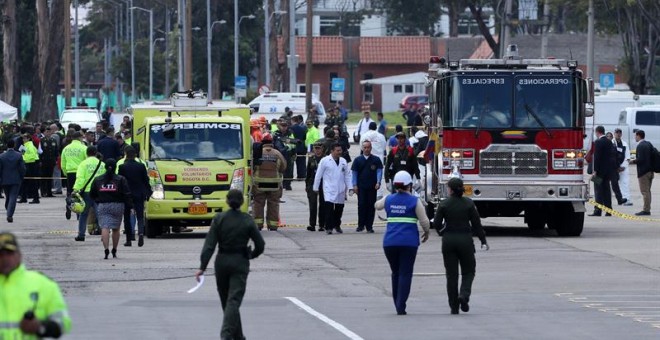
[2,184,20,218]
[383,246,418,314]
[78,193,96,237]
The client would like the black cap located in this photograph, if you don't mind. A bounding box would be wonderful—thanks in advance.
[395,132,406,138]
[614,128,622,133]
[0,232,19,252]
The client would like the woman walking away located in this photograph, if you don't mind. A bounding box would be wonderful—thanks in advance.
[90,159,132,259]
[375,171,430,315]
[195,189,265,340]
[433,177,489,315]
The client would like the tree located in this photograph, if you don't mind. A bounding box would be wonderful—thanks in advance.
[1,0,20,110]
[375,0,443,36]
[29,0,66,121]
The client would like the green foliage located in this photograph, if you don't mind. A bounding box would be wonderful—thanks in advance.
[374,0,443,36]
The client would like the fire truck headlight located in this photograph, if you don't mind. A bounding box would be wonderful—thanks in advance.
[450,151,461,158]
[566,151,577,159]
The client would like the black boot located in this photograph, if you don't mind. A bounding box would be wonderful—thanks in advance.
[124,237,132,247]
[104,249,110,259]
[111,248,117,258]
[138,235,144,247]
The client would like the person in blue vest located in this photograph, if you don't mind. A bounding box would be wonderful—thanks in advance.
[351,140,383,233]
[433,177,489,315]
[375,170,430,315]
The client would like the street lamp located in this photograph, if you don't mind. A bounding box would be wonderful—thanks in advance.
[130,6,154,100]
[208,19,227,102]
[235,14,255,101]
[265,10,286,87]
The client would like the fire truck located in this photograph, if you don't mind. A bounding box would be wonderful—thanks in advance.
[423,45,594,236]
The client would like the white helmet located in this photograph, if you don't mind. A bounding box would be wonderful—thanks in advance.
[393,171,412,187]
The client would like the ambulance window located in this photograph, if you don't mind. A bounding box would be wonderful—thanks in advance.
[635,111,660,126]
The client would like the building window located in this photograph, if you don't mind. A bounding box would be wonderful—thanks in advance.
[394,85,402,93]
[364,73,373,93]
[405,84,414,93]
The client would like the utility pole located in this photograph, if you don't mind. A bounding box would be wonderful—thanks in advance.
[207,0,212,101]
[64,3,72,107]
[177,0,184,91]
[304,0,312,111]
[288,0,296,92]
[540,0,550,58]
[165,5,171,96]
[500,0,513,57]
[586,0,595,79]
[184,0,193,90]
[74,0,80,104]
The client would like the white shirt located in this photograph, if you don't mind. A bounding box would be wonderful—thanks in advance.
[312,155,352,204]
[355,117,375,136]
[359,130,387,159]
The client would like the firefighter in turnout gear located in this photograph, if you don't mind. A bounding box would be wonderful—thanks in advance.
[252,133,287,231]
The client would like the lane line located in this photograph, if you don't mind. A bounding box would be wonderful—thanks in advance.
[284,297,364,340]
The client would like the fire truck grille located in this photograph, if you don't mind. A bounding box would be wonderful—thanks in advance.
[479,151,547,176]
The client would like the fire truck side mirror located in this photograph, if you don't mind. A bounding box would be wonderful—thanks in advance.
[585,78,595,105]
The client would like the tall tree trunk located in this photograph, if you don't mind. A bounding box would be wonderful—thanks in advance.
[468,4,499,58]
[281,0,290,92]
[2,0,21,116]
[447,0,462,37]
[267,0,278,89]
[30,0,66,122]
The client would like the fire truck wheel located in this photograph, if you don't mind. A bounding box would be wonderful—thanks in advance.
[553,211,584,237]
[145,220,163,238]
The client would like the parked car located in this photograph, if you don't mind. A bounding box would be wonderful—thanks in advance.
[399,94,429,111]
[59,108,101,131]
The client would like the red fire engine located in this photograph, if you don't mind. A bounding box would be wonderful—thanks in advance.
[424,45,594,236]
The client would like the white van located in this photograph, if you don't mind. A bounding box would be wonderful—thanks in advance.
[617,106,660,151]
[248,92,326,123]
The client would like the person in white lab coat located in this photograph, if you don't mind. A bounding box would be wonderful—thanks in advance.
[313,143,353,234]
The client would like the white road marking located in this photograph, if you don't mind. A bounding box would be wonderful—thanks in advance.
[284,297,364,340]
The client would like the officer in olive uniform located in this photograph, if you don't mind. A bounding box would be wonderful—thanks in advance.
[433,178,489,315]
[40,127,59,197]
[196,190,265,340]
[252,133,287,231]
[305,141,326,231]
[384,132,420,188]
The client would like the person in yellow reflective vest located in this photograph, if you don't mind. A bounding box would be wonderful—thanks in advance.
[0,232,72,338]
[73,146,106,242]
[19,133,40,204]
[60,131,87,220]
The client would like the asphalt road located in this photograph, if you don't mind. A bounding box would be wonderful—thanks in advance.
[4,150,660,339]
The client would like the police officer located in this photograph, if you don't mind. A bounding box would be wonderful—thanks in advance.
[20,133,40,204]
[351,140,383,233]
[252,133,287,231]
[305,141,326,232]
[273,120,296,191]
[40,127,59,198]
[73,146,105,242]
[433,177,489,314]
[384,132,420,191]
[60,131,87,220]
[375,171,430,315]
[0,232,72,338]
[196,190,265,340]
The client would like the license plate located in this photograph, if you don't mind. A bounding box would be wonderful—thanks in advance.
[464,185,473,196]
[188,202,208,215]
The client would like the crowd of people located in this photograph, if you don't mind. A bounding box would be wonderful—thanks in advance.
[0,115,151,256]
[588,125,654,216]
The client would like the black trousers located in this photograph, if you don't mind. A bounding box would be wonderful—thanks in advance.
[307,188,325,228]
[610,171,623,204]
[283,156,294,189]
[442,233,476,310]
[215,255,249,340]
[594,174,612,215]
[295,153,307,179]
[66,173,77,197]
[323,201,344,231]
[124,195,146,238]
[40,161,55,196]
[357,186,377,231]
[22,162,40,200]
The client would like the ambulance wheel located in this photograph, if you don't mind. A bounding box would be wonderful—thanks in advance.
[145,220,162,238]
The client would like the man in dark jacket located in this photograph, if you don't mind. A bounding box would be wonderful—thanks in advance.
[629,130,654,215]
[96,129,121,161]
[118,146,151,247]
[590,125,617,216]
[290,115,308,179]
[0,139,26,222]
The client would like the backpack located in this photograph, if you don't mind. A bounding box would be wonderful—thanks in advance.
[652,146,660,173]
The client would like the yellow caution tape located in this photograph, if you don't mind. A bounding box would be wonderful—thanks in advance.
[587,199,660,222]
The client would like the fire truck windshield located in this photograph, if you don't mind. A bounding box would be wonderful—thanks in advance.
[445,74,575,129]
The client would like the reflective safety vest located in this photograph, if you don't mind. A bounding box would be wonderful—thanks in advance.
[383,192,420,247]
[0,265,72,339]
[253,146,285,191]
